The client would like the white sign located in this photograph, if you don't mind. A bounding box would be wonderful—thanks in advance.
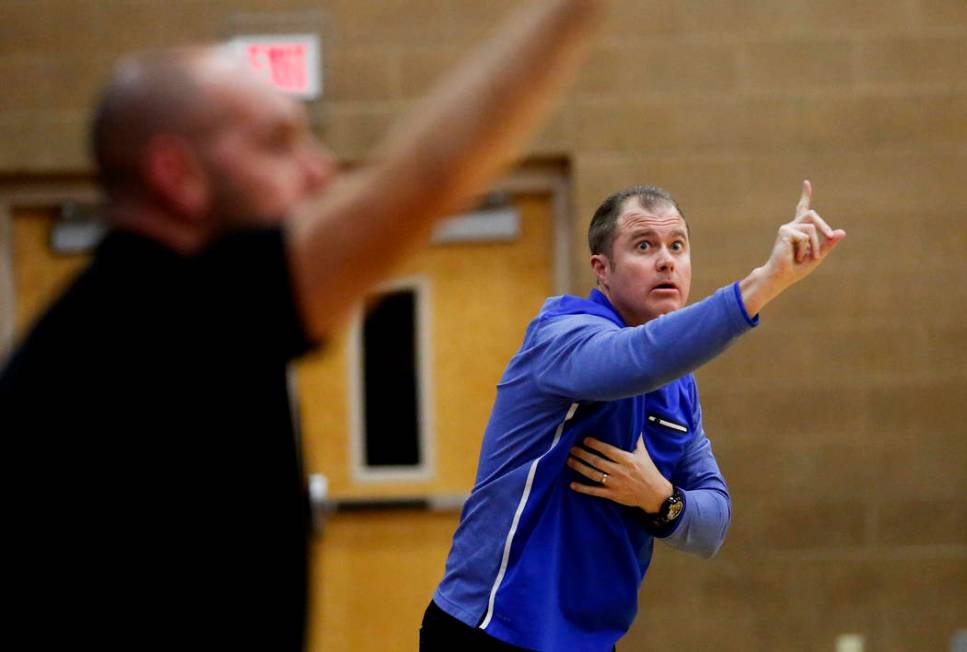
[229,34,321,99]
[431,207,521,244]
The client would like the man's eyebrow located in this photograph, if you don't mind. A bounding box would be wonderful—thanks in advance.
[628,228,689,241]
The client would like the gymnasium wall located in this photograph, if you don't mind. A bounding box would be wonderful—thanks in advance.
[2,1,965,650]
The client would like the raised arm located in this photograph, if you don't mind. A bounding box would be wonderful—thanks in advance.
[535,283,755,401]
[535,181,845,401]
[289,0,609,339]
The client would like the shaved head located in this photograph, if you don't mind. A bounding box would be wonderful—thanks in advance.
[88,45,333,246]
[90,47,239,198]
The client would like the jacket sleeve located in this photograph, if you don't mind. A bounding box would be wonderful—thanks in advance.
[532,283,757,402]
[655,388,731,559]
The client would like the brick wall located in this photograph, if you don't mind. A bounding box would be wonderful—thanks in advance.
[2,0,964,649]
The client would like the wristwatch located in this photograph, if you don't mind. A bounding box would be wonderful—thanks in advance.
[646,487,684,527]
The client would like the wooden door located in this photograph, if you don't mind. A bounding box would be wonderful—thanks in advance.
[299,191,557,651]
[9,206,92,338]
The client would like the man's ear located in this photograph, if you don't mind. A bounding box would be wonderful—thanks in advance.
[141,134,209,219]
[590,254,609,288]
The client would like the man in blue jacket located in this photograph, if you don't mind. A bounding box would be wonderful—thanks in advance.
[422,183,846,651]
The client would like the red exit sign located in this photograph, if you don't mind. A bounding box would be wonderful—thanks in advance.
[229,34,321,99]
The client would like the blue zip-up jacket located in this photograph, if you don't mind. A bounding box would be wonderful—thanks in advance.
[433,283,758,651]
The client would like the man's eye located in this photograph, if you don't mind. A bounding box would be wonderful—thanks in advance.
[637,241,650,251]
[671,241,684,251]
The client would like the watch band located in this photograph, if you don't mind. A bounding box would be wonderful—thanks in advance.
[645,486,684,529]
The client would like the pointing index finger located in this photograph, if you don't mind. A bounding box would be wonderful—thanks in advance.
[796,179,812,218]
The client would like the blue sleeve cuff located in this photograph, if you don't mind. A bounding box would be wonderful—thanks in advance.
[732,281,759,328]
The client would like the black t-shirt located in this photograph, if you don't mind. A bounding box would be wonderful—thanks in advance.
[2,228,313,649]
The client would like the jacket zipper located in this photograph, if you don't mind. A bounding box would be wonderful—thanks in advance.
[647,414,688,433]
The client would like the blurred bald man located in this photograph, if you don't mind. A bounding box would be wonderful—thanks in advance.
[1,1,610,648]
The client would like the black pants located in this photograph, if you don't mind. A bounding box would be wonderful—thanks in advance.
[419,600,534,651]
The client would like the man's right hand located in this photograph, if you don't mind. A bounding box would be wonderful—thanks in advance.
[739,180,846,316]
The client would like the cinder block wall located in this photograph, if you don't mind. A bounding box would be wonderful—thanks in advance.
[2,1,965,649]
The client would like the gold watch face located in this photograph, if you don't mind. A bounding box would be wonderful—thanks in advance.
[666,500,684,521]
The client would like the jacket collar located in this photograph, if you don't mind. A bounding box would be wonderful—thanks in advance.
[540,288,626,328]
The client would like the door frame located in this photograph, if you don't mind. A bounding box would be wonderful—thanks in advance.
[0,179,100,362]
[491,164,572,297]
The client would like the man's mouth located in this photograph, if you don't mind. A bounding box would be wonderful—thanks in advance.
[651,282,678,293]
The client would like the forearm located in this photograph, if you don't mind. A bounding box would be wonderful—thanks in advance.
[291,0,608,339]
[656,432,731,558]
[374,0,605,203]
[738,265,784,318]
[537,284,756,401]
[659,487,731,558]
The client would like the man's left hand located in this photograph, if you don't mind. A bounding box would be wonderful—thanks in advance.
[567,436,673,513]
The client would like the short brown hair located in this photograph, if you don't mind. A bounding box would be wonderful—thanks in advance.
[588,185,686,258]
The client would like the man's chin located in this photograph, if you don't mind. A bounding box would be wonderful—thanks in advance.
[627,300,681,326]
[648,298,683,317]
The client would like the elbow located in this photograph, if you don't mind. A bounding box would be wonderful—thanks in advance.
[699,502,732,559]
[697,534,727,560]
[692,526,729,560]
[687,494,731,559]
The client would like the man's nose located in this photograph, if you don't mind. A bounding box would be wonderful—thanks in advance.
[656,246,675,272]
